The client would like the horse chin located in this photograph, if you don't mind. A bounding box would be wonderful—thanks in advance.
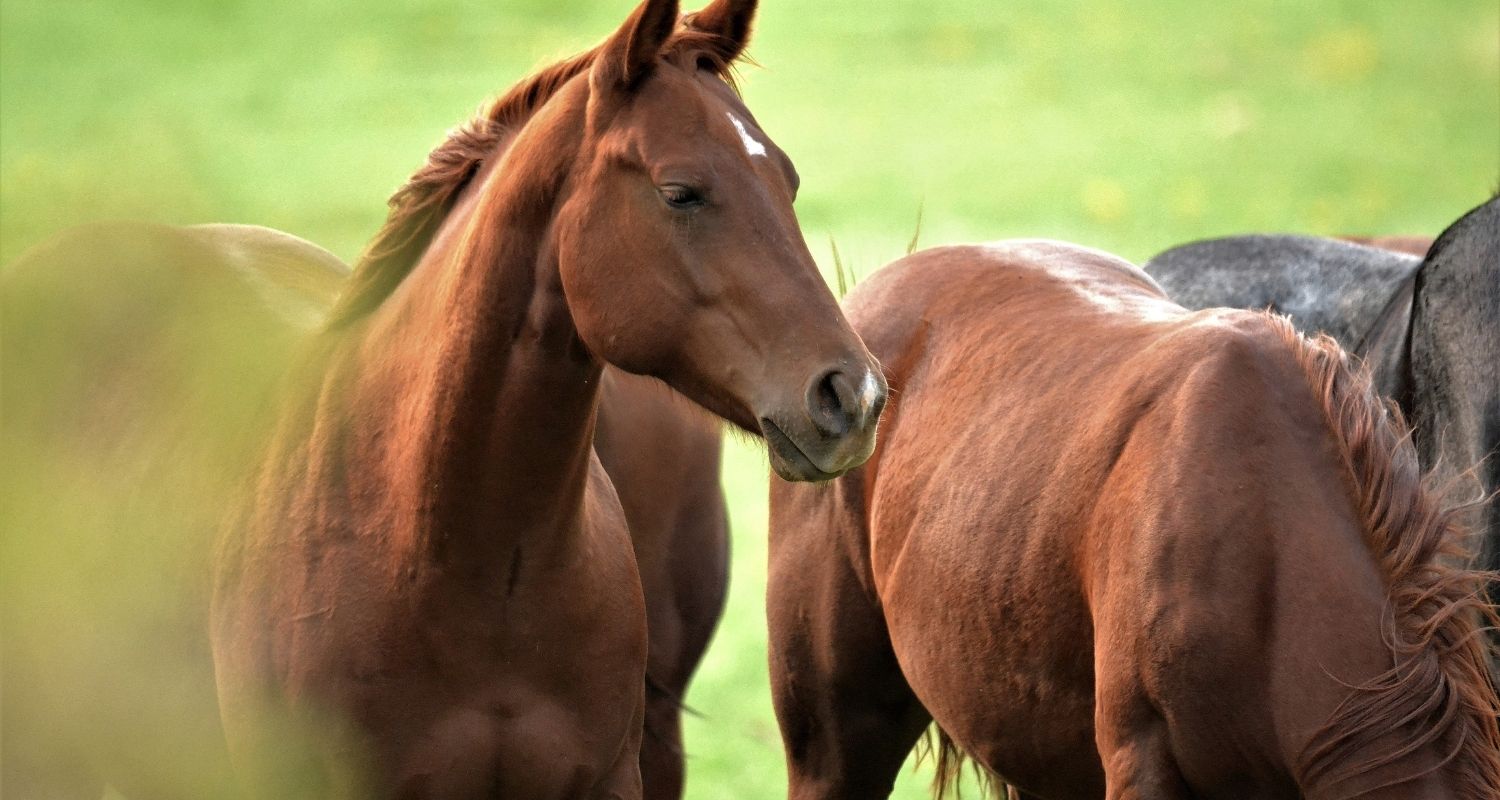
[760,417,842,483]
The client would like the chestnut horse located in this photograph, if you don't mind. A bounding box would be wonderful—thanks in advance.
[769,241,1499,799]
[212,0,883,797]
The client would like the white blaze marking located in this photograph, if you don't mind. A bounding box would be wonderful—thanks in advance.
[727,112,767,158]
[859,370,881,416]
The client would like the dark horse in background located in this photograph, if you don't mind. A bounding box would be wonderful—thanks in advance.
[1146,198,1500,635]
[769,240,1500,799]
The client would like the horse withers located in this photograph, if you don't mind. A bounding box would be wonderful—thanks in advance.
[769,241,1499,799]
[211,0,883,797]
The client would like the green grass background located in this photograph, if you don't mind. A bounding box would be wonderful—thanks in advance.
[2,1,1496,797]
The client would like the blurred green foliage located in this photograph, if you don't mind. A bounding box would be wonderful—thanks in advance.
[2,1,1496,798]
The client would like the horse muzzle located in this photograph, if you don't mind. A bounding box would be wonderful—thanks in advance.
[760,365,886,482]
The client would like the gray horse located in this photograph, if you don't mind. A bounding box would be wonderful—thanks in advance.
[1146,198,1499,614]
[1147,234,1421,396]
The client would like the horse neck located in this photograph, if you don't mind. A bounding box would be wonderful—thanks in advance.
[313,111,600,571]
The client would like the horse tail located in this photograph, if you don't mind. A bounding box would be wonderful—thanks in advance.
[1269,315,1500,799]
[914,723,1011,799]
[640,671,701,756]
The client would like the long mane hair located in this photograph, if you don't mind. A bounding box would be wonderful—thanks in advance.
[324,20,743,328]
[1278,316,1500,799]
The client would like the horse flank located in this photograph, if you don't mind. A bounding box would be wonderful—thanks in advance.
[1275,315,1500,799]
[325,24,743,328]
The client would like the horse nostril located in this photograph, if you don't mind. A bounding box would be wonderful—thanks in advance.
[808,369,857,438]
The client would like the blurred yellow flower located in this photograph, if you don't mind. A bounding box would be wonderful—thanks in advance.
[1082,178,1129,224]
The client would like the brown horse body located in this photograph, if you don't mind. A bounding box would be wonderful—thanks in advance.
[212,1,881,797]
[769,242,1499,799]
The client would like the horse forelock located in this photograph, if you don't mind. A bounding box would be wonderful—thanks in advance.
[1272,315,1500,799]
[324,22,748,328]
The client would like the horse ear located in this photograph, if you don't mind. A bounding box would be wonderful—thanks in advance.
[592,0,681,92]
[684,0,758,64]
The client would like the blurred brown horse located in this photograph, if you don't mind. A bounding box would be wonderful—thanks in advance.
[3,217,725,799]
[2,222,348,800]
[769,241,1499,799]
[212,0,881,797]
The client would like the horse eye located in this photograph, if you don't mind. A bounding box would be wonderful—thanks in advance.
[658,184,706,210]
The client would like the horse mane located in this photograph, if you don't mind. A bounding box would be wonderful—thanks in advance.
[1275,316,1500,799]
[324,24,744,328]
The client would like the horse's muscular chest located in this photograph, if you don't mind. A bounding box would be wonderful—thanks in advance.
[268,536,640,796]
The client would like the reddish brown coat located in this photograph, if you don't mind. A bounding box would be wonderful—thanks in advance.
[769,241,1498,799]
[212,1,881,797]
